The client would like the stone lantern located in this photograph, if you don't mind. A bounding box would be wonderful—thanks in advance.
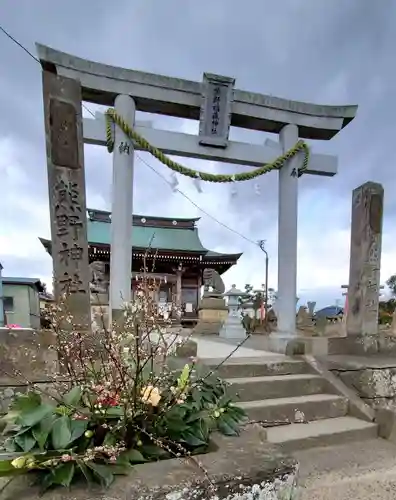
[219,285,249,340]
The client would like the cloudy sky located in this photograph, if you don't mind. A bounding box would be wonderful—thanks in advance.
[1,0,396,309]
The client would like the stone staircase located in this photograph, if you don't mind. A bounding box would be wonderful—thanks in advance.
[204,356,378,452]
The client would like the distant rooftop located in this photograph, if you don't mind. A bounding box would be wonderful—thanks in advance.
[2,277,45,292]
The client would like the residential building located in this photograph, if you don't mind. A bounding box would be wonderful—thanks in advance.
[2,277,45,329]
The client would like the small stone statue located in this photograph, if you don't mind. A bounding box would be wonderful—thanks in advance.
[307,301,316,317]
[89,261,108,294]
[202,268,225,297]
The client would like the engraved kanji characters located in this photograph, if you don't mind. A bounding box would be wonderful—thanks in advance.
[56,213,83,240]
[53,177,87,295]
[59,241,84,266]
[54,179,82,214]
[118,141,130,155]
[59,271,87,295]
[211,86,221,134]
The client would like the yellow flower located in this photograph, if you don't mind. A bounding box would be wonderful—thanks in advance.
[141,386,161,407]
[11,456,27,469]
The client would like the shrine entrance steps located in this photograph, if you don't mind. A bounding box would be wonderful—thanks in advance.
[202,356,378,452]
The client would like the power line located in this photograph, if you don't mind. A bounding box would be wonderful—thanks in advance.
[0,25,40,63]
[136,152,257,245]
[0,24,96,119]
[0,23,259,248]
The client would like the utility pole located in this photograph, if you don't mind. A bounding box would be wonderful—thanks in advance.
[258,240,269,329]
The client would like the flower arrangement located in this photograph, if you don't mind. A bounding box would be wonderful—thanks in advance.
[0,270,246,493]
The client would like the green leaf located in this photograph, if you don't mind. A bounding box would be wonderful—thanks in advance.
[180,431,207,447]
[51,416,72,449]
[70,419,88,442]
[87,462,114,488]
[19,403,54,428]
[76,460,94,487]
[40,471,55,493]
[217,418,238,436]
[11,392,41,413]
[118,448,147,464]
[14,432,37,452]
[103,432,117,446]
[32,428,49,451]
[3,438,18,452]
[177,364,191,390]
[51,462,75,487]
[63,386,82,407]
[108,463,131,475]
[141,444,168,460]
[105,407,123,417]
[185,410,209,423]
[32,414,55,450]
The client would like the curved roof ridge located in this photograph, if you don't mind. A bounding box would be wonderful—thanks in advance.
[87,208,201,224]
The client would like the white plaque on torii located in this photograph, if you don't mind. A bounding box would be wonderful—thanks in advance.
[36,43,357,341]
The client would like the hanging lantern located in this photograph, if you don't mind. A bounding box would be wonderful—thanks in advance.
[170,172,179,192]
[193,172,203,193]
[230,174,237,198]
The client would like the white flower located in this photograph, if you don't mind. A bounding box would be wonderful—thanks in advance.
[141,386,161,407]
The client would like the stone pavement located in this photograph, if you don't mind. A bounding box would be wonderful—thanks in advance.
[193,335,286,359]
[297,438,396,499]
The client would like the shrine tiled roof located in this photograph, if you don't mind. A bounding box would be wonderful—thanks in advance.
[39,209,242,262]
[88,219,207,253]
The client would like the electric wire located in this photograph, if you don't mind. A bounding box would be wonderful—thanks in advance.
[0,24,260,249]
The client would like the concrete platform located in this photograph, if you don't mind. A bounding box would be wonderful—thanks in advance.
[297,438,396,499]
[193,336,287,360]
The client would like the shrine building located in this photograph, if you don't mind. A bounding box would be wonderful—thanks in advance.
[39,209,242,322]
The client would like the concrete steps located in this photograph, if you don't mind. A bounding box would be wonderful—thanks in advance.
[226,373,330,401]
[239,393,348,423]
[205,356,379,451]
[205,357,311,379]
[266,416,378,452]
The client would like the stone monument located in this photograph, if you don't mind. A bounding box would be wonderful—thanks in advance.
[219,285,248,340]
[347,182,384,336]
[193,268,228,335]
[307,301,316,317]
[391,309,396,336]
[296,306,313,329]
[89,261,109,301]
[41,71,91,332]
[89,261,109,330]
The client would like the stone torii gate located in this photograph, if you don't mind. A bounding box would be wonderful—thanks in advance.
[36,43,357,334]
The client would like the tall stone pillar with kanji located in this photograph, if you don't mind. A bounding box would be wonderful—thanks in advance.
[347,182,384,336]
[42,71,91,332]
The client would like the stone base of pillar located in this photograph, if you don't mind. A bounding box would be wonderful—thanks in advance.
[91,303,110,331]
[219,313,247,341]
[265,333,330,356]
[328,332,396,356]
[90,292,109,306]
[192,297,228,335]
